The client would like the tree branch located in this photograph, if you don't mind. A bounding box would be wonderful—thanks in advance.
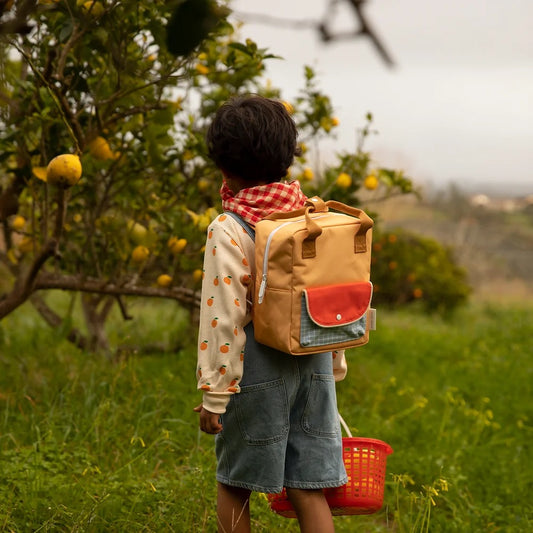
[54,22,84,82]
[233,0,395,67]
[0,0,36,36]
[33,273,201,308]
[0,186,68,319]
[347,0,395,67]
[0,238,57,319]
[29,293,88,350]
[9,40,83,152]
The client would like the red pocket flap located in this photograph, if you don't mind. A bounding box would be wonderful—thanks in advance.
[303,282,373,327]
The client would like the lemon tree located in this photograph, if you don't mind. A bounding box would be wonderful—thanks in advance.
[0,0,419,351]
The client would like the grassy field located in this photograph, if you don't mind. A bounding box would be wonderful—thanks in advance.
[0,295,531,532]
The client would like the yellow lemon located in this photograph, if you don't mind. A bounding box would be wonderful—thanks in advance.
[18,236,34,253]
[127,220,148,244]
[198,178,210,192]
[302,167,314,181]
[195,63,209,75]
[331,117,340,127]
[167,237,187,254]
[7,248,18,265]
[364,174,379,190]
[88,136,119,160]
[197,215,210,232]
[157,274,173,288]
[131,245,150,263]
[46,154,82,187]
[205,207,219,221]
[336,172,352,189]
[281,101,294,114]
[193,269,203,283]
[11,215,26,231]
[32,167,48,182]
[82,1,105,17]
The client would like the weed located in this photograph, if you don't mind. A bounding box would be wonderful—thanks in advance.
[0,296,532,531]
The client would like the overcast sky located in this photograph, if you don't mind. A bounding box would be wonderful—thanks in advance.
[229,0,532,194]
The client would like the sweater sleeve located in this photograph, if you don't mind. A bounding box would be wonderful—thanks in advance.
[332,350,348,382]
[196,214,252,414]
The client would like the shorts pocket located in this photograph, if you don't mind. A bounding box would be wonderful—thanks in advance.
[234,379,289,445]
[302,373,339,438]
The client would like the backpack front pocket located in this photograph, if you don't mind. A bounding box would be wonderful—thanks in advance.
[300,281,372,348]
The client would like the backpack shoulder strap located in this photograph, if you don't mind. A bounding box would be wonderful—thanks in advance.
[224,211,255,242]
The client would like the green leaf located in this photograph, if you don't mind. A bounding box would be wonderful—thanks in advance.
[227,42,253,56]
[166,0,219,57]
[152,108,175,126]
[59,20,73,42]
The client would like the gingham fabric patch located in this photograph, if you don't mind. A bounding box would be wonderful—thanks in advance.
[221,180,307,225]
[300,294,367,348]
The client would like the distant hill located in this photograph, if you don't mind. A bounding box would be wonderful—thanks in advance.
[375,194,533,302]
[426,178,532,198]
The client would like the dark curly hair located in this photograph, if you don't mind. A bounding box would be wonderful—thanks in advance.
[206,95,301,183]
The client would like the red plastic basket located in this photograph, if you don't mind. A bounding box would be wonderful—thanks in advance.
[269,418,393,518]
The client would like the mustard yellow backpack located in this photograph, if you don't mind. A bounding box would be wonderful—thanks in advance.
[227,197,375,355]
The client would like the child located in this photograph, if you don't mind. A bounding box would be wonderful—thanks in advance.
[195,95,348,533]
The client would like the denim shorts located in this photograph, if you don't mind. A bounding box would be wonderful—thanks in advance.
[215,323,348,494]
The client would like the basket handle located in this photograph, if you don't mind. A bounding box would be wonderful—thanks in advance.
[338,413,353,438]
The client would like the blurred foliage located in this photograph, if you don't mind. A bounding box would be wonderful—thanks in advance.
[0,0,468,344]
[371,229,471,316]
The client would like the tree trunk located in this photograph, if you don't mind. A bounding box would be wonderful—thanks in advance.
[30,293,88,351]
[80,294,114,356]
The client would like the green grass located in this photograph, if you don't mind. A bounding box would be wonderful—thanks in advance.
[0,296,531,532]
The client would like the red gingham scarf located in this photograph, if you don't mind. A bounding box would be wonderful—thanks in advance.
[221,180,307,226]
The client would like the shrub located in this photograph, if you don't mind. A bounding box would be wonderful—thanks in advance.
[371,230,471,315]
